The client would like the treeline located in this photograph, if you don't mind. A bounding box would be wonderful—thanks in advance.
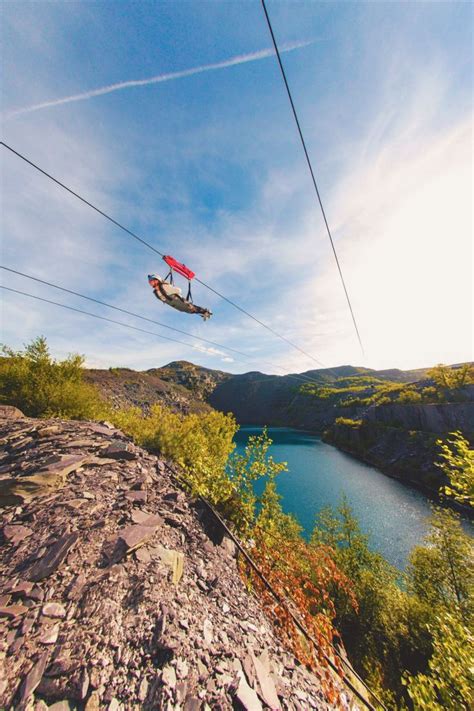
[300,364,474,407]
[1,338,472,709]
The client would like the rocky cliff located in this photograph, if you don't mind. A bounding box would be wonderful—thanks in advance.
[324,398,474,497]
[0,409,348,711]
[85,368,213,415]
[208,374,360,431]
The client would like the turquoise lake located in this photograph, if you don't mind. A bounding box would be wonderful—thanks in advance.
[234,426,437,570]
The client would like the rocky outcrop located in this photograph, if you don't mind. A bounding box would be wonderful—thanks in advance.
[0,405,25,419]
[151,362,230,401]
[85,369,213,415]
[323,420,445,493]
[324,398,474,499]
[0,415,346,710]
[364,398,474,435]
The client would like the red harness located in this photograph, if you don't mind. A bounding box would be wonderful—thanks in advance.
[162,255,195,281]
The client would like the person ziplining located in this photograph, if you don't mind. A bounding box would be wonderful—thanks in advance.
[148,255,212,321]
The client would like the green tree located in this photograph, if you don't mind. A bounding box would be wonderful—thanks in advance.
[311,499,412,698]
[255,477,302,543]
[407,508,473,627]
[427,363,474,394]
[397,389,422,404]
[0,336,107,419]
[227,428,288,536]
[436,431,474,509]
[404,612,473,710]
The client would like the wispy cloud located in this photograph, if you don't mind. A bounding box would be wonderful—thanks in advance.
[4,40,314,121]
[192,343,234,363]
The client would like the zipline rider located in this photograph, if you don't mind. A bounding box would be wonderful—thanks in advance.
[148,256,212,321]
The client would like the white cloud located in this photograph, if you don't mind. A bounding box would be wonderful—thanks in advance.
[2,10,471,376]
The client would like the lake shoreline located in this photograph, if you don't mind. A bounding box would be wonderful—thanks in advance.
[235,426,438,570]
[237,421,473,520]
[320,433,474,519]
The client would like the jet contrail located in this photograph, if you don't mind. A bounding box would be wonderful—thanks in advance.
[4,40,314,121]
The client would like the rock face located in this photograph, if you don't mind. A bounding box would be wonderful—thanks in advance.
[0,405,25,419]
[363,399,474,435]
[150,361,230,401]
[208,367,430,430]
[323,397,474,496]
[0,415,340,710]
[84,368,215,416]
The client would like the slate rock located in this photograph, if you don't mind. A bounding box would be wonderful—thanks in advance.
[0,604,29,618]
[84,692,100,711]
[102,441,136,460]
[42,602,66,618]
[162,665,177,689]
[125,491,147,504]
[3,524,33,544]
[135,547,151,564]
[235,671,263,711]
[251,649,281,710]
[0,405,24,419]
[138,677,149,702]
[153,546,184,585]
[183,697,201,711]
[38,623,60,644]
[8,580,34,596]
[27,532,79,582]
[18,651,49,706]
[130,510,161,526]
[203,619,213,645]
[109,522,159,563]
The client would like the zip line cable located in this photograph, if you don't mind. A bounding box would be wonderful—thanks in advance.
[0,284,322,385]
[260,0,365,358]
[0,141,326,367]
[0,266,255,361]
[0,286,206,349]
[0,265,324,383]
[165,459,385,710]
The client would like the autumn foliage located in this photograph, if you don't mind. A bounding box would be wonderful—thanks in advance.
[240,530,357,704]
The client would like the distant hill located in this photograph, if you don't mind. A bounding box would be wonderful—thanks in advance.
[85,360,473,499]
[85,359,439,428]
[207,364,433,429]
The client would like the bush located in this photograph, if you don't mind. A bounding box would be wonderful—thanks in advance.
[397,389,423,404]
[436,431,474,509]
[110,403,238,504]
[404,612,473,710]
[0,336,107,420]
[427,363,474,390]
[335,417,362,427]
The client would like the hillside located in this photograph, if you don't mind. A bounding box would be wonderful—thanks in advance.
[0,409,349,710]
[150,361,230,400]
[84,365,221,415]
[208,365,431,429]
[83,360,473,496]
[86,361,427,427]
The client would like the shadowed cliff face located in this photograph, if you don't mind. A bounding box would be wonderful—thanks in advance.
[208,366,425,430]
[364,398,474,434]
[323,396,474,498]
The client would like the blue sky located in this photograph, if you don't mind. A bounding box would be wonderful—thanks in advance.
[1,1,472,373]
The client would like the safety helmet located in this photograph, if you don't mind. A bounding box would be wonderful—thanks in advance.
[148,274,160,283]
